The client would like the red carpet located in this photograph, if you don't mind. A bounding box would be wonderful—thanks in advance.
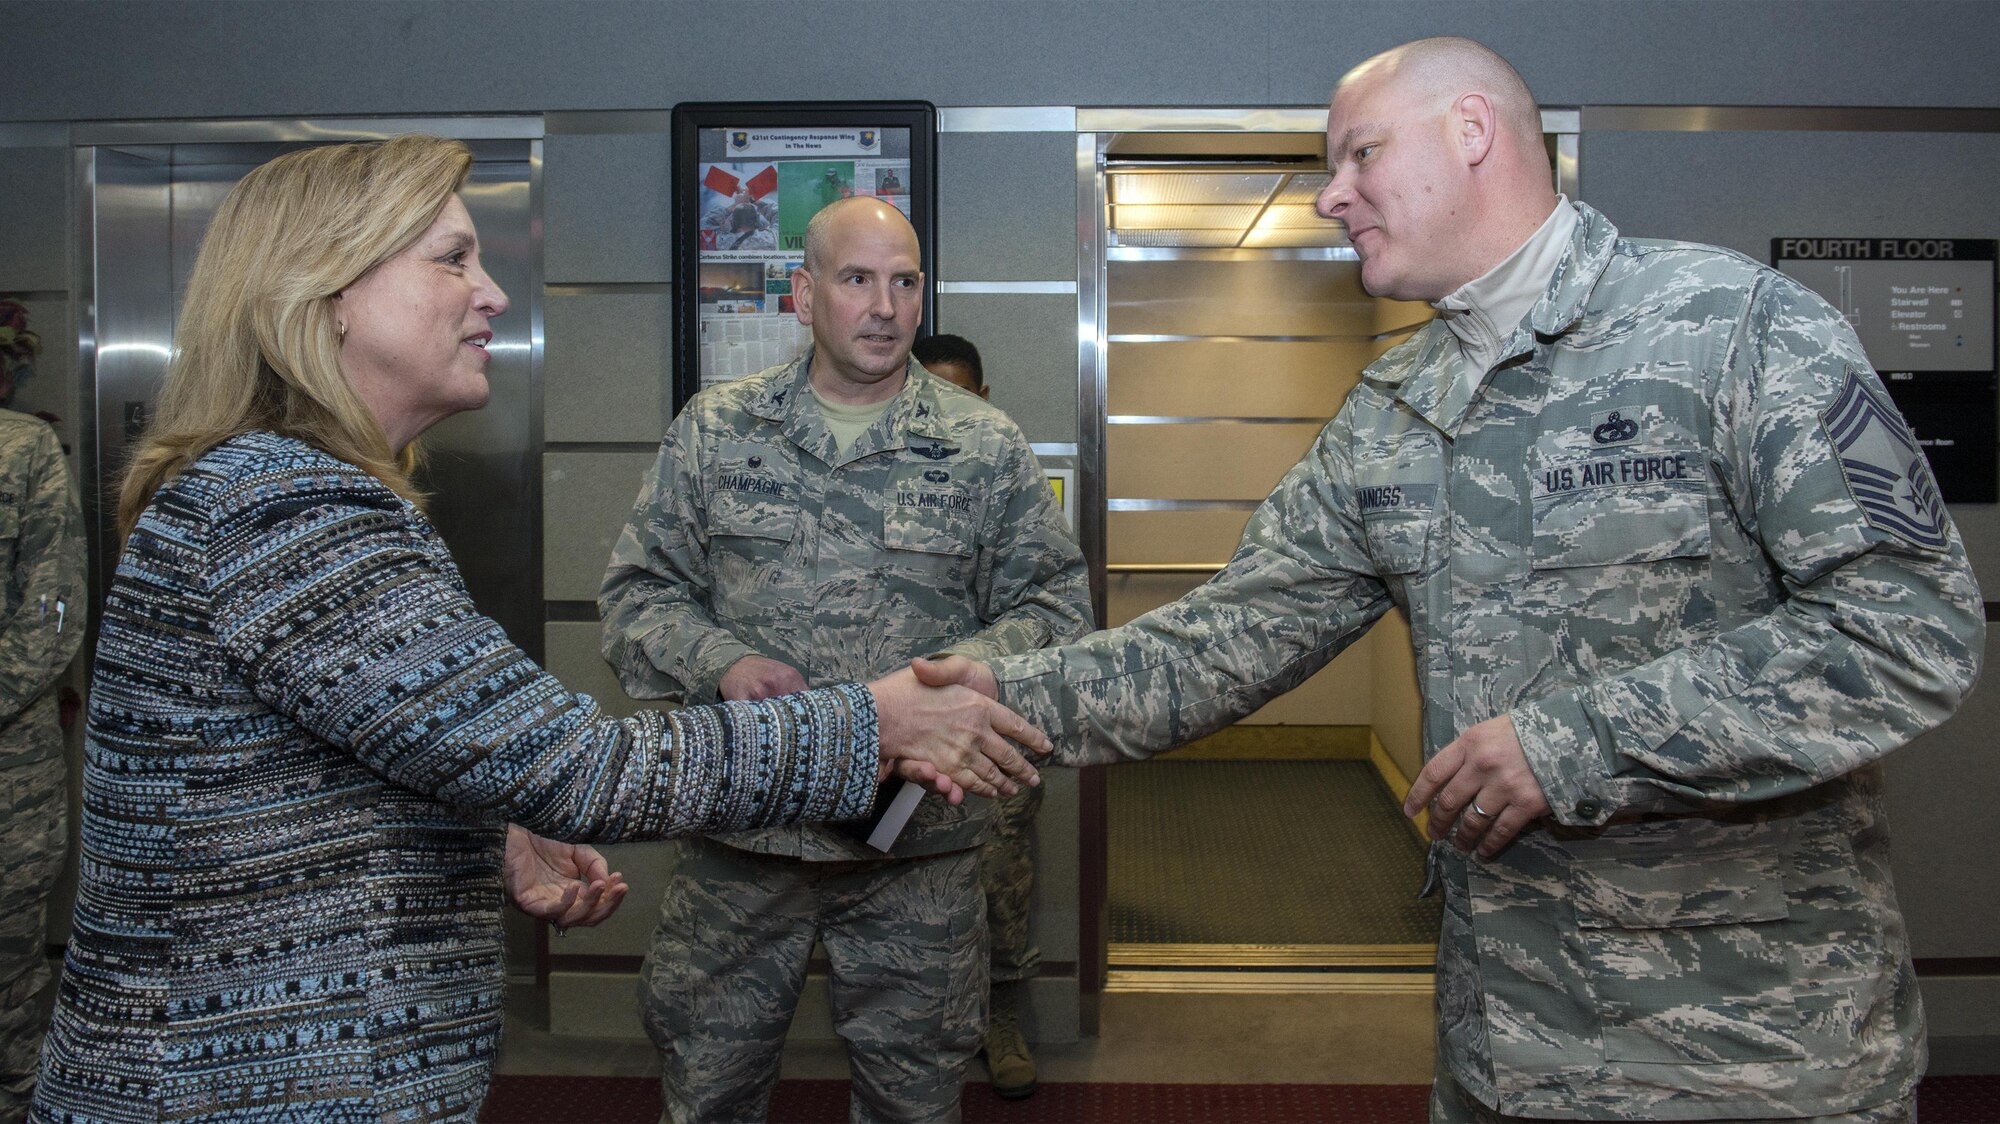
[481,1074,2000,1123]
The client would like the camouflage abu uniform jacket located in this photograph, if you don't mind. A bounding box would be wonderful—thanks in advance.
[602,354,1092,860]
[0,411,83,766]
[992,203,1982,1119]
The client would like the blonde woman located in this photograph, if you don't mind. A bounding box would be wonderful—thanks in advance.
[31,136,1043,1123]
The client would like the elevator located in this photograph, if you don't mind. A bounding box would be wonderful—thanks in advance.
[1072,111,1579,991]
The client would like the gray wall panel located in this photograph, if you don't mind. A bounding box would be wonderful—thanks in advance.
[1026,767,1080,962]
[7,1,1268,121]
[12,2,2000,122]
[938,132,1076,283]
[935,293,1078,445]
[543,450,656,602]
[543,134,673,285]
[546,620,640,719]
[544,291,674,443]
[0,148,68,291]
[1267,1,2000,109]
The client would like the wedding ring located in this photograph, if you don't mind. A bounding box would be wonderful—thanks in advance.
[1469,803,1493,819]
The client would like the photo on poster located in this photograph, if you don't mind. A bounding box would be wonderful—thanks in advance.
[698,262,766,314]
[699,162,780,252]
[777,161,858,252]
[766,260,802,314]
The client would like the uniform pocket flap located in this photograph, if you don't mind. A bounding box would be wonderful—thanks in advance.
[883,508,975,558]
[1571,845,1787,930]
[710,493,798,542]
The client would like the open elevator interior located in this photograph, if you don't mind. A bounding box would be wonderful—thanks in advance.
[1093,128,1441,980]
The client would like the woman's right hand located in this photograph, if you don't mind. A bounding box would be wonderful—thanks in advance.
[867,661,1047,801]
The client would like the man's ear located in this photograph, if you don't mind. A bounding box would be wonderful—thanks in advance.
[793,266,815,326]
[1454,92,1497,167]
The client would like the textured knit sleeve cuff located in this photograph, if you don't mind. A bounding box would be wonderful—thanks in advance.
[1510,692,1617,828]
[662,682,880,835]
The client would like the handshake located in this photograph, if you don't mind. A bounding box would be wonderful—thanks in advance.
[722,651,1022,806]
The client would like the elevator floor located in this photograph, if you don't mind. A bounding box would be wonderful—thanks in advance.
[1108,758,1441,956]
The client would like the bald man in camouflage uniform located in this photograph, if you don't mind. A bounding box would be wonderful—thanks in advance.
[602,197,1090,1123]
[0,412,85,1123]
[933,37,1981,1124]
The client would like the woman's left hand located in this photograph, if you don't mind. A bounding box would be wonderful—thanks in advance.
[503,824,629,929]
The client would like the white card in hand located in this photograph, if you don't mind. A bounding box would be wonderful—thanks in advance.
[864,781,926,852]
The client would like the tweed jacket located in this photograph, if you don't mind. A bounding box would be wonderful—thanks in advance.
[32,433,877,1123]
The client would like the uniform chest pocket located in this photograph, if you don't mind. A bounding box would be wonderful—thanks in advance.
[1357,481,1436,576]
[1530,449,1711,571]
[707,492,798,623]
[880,504,977,639]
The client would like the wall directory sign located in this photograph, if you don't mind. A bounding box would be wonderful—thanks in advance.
[1774,238,1998,503]
[673,102,936,413]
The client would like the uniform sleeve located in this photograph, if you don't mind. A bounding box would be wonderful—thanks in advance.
[939,427,1095,662]
[208,469,877,842]
[992,421,1395,764]
[0,425,85,726]
[597,409,756,705]
[1511,273,1984,826]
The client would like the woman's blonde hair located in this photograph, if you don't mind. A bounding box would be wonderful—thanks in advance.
[116,134,473,537]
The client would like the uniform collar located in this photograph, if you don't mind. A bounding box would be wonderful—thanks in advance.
[1379,201,1621,439]
[745,350,954,466]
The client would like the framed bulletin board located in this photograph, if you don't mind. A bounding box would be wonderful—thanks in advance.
[671,101,937,413]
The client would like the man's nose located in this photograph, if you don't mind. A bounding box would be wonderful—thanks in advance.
[1315,175,1349,220]
[869,283,897,318]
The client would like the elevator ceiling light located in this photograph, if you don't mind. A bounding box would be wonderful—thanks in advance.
[1107,169,1349,249]
[1111,204,1267,230]
[1109,171,1281,206]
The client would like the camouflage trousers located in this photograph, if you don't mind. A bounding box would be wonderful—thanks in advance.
[641,838,986,1123]
[976,782,1041,984]
[1430,1054,1917,1123]
[0,755,65,1124]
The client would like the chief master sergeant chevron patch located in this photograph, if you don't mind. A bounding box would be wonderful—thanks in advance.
[1822,369,1949,550]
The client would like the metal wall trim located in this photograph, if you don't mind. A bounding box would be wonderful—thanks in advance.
[1031,442,1079,457]
[71,116,545,146]
[1111,328,1424,343]
[1079,108,1326,133]
[1108,499,1262,512]
[939,107,1077,133]
[1109,246,1358,263]
[1555,132,1580,200]
[1080,108,1579,136]
[937,280,1077,294]
[1108,415,1327,425]
[544,283,673,296]
[1582,105,2000,134]
[0,122,68,147]
[542,111,674,135]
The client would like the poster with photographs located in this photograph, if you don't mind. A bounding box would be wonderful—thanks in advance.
[694,125,914,390]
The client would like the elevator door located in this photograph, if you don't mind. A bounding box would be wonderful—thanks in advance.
[1098,159,1439,973]
[82,131,541,656]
